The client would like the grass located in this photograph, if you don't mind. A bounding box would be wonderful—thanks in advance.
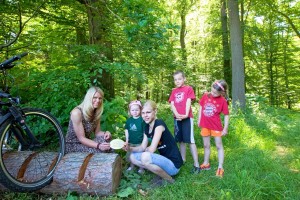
[1,101,299,199]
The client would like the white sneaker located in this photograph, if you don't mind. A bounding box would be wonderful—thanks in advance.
[138,168,145,174]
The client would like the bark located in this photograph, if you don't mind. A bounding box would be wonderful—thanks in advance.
[79,0,115,99]
[0,152,122,196]
[180,11,187,66]
[228,0,246,109]
[221,0,231,92]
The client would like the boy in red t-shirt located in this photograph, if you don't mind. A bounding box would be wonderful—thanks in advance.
[198,80,230,177]
[168,70,200,174]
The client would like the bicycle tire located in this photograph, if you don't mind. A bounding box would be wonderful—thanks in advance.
[0,108,65,192]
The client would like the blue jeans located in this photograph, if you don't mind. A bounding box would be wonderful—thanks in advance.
[131,152,180,176]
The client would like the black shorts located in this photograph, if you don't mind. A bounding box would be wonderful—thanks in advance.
[174,118,195,143]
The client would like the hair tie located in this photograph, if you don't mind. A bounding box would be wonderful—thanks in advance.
[214,81,225,91]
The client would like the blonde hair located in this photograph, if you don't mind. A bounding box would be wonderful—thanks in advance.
[143,100,157,112]
[79,86,104,121]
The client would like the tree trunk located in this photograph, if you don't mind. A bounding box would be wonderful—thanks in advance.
[228,0,246,109]
[180,2,187,66]
[221,0,231,93]
[84,0,115,99]
[283,32,291,109]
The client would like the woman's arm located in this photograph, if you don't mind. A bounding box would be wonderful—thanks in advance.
[72,109,110,150]
[129,134,148,152]
[71,108,99,148]
[95,119,111,140]
[145,125,164,153]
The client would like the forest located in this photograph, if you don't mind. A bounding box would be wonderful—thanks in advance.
[0,0,300,199]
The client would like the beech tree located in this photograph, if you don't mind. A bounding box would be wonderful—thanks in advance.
[228,0,246,109]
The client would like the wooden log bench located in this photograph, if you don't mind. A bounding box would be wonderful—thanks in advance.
[0,152,122,196]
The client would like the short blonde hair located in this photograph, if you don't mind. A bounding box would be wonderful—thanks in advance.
[143,100,157,112]
[79,86,104,121]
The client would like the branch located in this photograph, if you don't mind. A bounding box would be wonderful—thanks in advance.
[0,1,47,51]
[274,9,300,39]
[266,0,300,39]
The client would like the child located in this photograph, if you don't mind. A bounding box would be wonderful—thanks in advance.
[198,80,230,178]
[168,70,200,174]
[124,100,145,174]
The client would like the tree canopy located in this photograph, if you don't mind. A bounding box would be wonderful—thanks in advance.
[1,0,299,117]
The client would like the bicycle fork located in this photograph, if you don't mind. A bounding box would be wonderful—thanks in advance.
[8,107,42,150]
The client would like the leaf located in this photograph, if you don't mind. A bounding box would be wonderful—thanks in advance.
[117,187,135,198]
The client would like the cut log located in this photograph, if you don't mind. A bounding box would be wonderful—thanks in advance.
[41,152,122,196]
[0,152,122,196]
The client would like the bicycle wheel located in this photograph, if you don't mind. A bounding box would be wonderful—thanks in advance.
[0,108,65,192]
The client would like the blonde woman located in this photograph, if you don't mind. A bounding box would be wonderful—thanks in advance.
[65,86,111,153]
[128,100,183,186]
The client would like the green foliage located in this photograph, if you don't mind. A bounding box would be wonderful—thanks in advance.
[1,101,300,199]
[101,97,127,139]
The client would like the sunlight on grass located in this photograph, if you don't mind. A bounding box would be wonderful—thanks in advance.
[1,101,299,199]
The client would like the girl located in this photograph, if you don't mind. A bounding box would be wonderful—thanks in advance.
[128,100,183,186]
[124,100,145,174]
[198,80,230,177]
[65,86,112,153]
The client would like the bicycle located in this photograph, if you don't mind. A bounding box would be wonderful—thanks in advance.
[0,53,65,192]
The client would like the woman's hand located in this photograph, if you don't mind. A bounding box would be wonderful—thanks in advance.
[104,131,111,140]
[98,142,111,151]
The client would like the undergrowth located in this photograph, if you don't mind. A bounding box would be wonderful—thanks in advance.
[1,99,299,200]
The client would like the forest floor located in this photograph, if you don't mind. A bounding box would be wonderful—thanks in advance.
[1,102,299,199]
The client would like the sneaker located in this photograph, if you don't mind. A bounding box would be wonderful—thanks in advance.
[200,163,211,170]
[216,168,224,177]
[127,167,133,171]
[150,176,174,188]
[138,168,145,174]
[191,166,201,174]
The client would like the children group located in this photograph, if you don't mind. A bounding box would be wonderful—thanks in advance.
[123,70,230,182]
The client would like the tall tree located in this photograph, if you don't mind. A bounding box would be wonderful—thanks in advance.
[220,0,231,92]
[228,0,246,109]
[77,0,115,99]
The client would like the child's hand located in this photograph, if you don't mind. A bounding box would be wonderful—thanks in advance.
[123,142,129,151]
[222,129,228,136]
[176,114,187,120]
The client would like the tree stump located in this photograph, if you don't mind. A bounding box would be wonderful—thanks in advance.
[0,152,122,196]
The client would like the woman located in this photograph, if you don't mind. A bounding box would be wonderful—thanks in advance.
[128,100,183,185]
[65,86,112,153]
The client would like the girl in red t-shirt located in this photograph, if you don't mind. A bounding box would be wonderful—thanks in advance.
[198,80,230,177]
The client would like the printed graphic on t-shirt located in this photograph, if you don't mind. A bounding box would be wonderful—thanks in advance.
[129,124,137,131]
[175,92,185,103]
[203,102,217,117]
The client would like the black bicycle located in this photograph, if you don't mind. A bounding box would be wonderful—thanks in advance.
[0,53,65,192]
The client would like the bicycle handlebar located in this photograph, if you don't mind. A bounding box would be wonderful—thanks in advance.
[0,52,28,70]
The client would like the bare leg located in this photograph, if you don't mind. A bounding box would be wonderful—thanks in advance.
[189,143,199,167]
[130,152,173,181]
[202,136,211,164]
[180,142,186,162]
[214,137,224,169]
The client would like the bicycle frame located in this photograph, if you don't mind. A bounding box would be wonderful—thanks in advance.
[0,105,41,150]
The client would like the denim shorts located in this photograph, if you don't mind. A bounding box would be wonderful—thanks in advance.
[131,152,180,176]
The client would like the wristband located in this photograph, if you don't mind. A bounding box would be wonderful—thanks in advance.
[97,143,101,149]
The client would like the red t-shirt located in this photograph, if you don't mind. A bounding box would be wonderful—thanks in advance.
[198,93,229,131]
[168,85,195,118]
